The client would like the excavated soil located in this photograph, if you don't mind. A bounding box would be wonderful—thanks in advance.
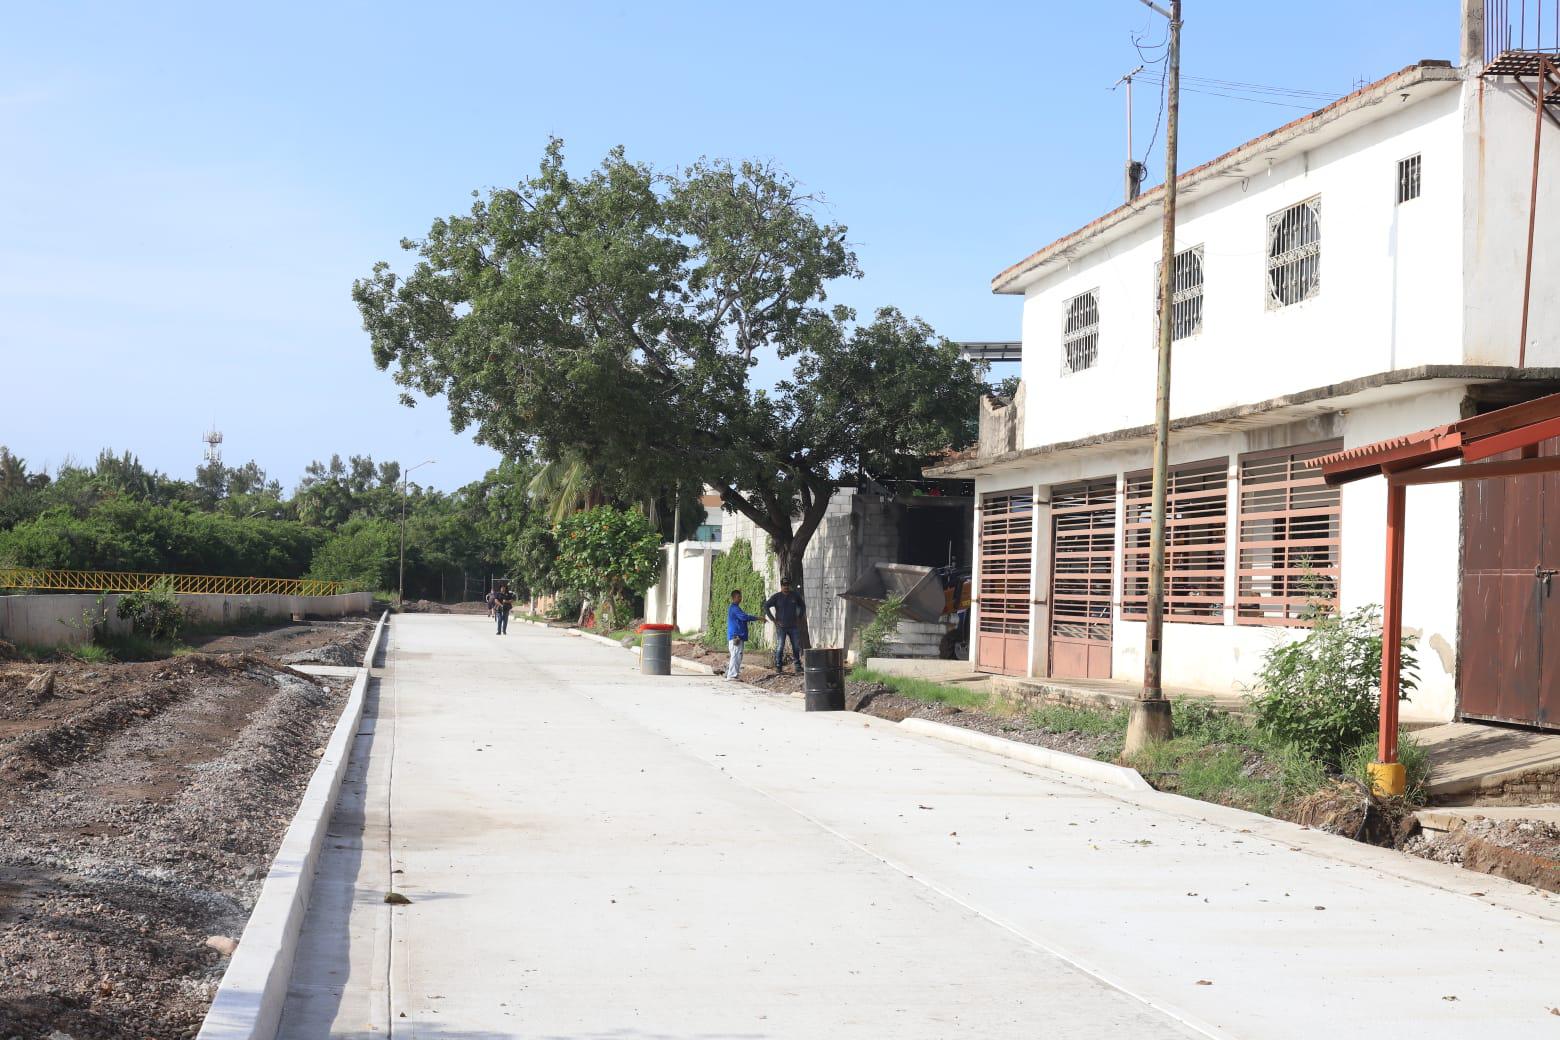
[0,619,371,1039]
[1405,816,1560,893]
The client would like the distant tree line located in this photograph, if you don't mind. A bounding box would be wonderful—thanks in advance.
[0,446,702,602]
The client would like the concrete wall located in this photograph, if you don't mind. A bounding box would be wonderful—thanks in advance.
[973,388,1466,723]
[645,542,717,633]
[1016,83,1466,450]
[0,591,375,648]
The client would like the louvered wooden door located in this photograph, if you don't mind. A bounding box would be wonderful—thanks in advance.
[976,489,1033,676]
[1050,479,1117,679]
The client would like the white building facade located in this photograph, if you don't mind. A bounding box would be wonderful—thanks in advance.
[934,7,1560,728]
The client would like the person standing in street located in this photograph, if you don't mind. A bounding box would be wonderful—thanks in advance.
[493,581,515,635]
[725,589,761,681]
[764,579,806,673]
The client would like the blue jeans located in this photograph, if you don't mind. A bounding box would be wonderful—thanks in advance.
[496,608,510,634]
[774,627,802,671]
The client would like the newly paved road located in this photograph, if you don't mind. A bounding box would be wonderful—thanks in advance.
[279,615,1560,1039]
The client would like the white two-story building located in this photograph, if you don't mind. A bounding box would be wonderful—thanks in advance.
[932,1,1560,728]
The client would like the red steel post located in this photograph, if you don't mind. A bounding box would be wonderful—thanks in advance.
[1379,481,1407,764]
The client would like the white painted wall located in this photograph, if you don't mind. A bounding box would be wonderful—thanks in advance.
[1461,78,1560,365]
[1018,85,1466,450]
[645,542,718,633]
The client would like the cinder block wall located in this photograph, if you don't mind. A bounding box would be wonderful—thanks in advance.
[0,591,375,648]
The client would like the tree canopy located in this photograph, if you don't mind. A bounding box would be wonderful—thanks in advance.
[355,141,985,587]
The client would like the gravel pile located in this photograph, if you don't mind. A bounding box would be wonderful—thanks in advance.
[1404,816,1560,892]
[0,654,349,1039]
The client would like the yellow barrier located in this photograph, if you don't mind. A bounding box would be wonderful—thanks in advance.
[0,567,347,598]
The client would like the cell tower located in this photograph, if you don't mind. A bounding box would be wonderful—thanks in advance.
[203,427,223,466]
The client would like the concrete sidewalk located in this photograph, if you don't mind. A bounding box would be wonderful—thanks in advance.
[280,615,1560,1039]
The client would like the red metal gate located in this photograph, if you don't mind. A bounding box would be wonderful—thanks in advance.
[1050,478,1117,679]
[976,489,1033,676]
[1460,436,1560,729]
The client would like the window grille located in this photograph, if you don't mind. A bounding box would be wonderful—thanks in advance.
[1266,197,1321,309]
[1061,289,1100,376]
[1236,442,1342,625]
[1396,154,1421,204]
[1155,245,1205,342]
[1122,459,1227,622]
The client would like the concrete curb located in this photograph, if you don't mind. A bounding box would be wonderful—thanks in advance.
[897,717,1154,793]
[196,610,389,1040]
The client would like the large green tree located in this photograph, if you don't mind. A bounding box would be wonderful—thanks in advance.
[354,141,984,591]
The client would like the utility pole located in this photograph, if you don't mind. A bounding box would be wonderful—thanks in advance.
[397,458,436,610]
[1115,64,1147,201]
[1125,0,1181,755]
[668,482,683,627]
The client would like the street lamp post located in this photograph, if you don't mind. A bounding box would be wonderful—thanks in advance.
[1126,0,1181,754]
[398,459,436,609]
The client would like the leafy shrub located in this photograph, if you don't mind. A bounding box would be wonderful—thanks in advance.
[554,506,660,624]
[549,589,586,621]
[704,538,769,650]
[1249,604,1418,769]
[116,579,185,640]
[856,595,905,661]
[307,518,399,591]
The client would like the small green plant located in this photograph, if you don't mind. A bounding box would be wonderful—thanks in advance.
[1248,604,1418,770]
[116,578,186,640]
[847,667,993,710]
[549,589,586,622]
[856,595,905,661]
[1029,702,1129,738]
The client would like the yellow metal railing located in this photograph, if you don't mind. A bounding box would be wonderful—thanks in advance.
[0,567,348,597]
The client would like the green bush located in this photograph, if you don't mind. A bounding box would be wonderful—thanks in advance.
[554,506,660,623]
[308,518,399,591]
[856,595,905,660]
[549,589,586,622]
[705,538,768,650]
[1249,604,1418,770]
[116,578,185,640]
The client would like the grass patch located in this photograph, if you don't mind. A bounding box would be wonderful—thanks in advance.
[1028,702,1129,738]
[848,667,994,710]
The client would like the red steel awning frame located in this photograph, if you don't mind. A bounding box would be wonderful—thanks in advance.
[1312,392,1560,779]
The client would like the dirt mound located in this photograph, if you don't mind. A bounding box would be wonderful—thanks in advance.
[1406,817,1560,892]
[1289,780,1419,846]
[0,639,17,662]
[0,652,350,1036]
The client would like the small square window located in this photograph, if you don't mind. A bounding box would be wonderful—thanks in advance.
[1061,289,1100,376]
[1397,154,1421,204]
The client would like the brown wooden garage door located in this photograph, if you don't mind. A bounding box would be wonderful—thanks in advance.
[1460,437,1560,729]
[1050,478,1117,679]
[976,489,1033,676]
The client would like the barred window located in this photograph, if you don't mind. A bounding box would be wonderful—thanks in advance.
[1396,154,1421,204]
[1266,197,1321,308]
[1061,289,1100,376]
[1236,442,1342,625]
[1122,458,1228,623]
[1155,245,1205,341]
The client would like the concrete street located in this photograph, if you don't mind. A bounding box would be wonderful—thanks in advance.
[279,615,1560,1039]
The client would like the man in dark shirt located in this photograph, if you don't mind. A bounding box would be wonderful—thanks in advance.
[493,581,516,635]
[764,579,806,673]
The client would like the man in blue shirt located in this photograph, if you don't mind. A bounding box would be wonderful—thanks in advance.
[725,589,762,681]
[764,579,806,673]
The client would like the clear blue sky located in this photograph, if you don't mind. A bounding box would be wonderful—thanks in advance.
[1,1,1454,492]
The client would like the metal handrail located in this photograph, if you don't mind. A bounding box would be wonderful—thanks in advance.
[0,567,348,597]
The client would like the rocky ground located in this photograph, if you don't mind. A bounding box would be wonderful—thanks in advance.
[0,618,373,1039]
[1405,816,1560,893]
[845,682,1122,759]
